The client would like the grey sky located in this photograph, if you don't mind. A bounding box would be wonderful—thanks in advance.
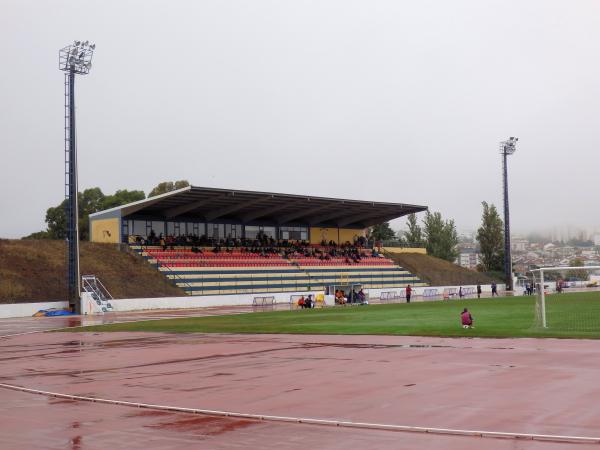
[1,0,599,239]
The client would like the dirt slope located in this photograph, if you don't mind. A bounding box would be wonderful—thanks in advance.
[385,251,501,287]
[0,239,183,303]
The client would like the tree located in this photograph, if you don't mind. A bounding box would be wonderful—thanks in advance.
[22,230,51,240]
[78,188,106,240]
[44,189,104,241]
[567,258,588,281]
[422,211,459,261]
[476,202,504,272]
[148,180,190,197]
[102,189,145,209]
[370,222,396,241]
[28,187,146,240]
[403,213,424,247]
[45,200,68,239]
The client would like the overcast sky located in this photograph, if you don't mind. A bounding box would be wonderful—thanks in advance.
[1,0,599,239]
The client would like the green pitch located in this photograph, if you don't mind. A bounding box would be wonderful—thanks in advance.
[71,291,600,339]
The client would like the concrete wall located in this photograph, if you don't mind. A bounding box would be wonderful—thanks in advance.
[92,283,506,314]
[0,283,506,318]
[0,301,69,319]
[103,290,321,313]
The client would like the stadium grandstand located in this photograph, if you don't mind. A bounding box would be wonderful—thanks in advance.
[89,186,428,297]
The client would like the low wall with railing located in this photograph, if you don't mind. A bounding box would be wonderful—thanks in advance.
[103,290,318,313]
[0,283,506,318]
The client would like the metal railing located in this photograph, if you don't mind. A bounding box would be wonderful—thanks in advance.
[81,275,113,312]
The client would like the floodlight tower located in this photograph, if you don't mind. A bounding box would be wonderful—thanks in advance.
[500,136,518,292]
[59,41,95,313]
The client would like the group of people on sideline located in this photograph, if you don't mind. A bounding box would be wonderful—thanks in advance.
[334,289,367,305]
[297,295,314,309]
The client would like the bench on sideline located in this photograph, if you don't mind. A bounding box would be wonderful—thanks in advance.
[252,296,275,307]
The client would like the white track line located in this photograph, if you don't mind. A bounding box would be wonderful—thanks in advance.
[1,383,599,445]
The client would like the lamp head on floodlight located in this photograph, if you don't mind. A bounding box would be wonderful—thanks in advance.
[59,40,95,75]
[500,136,518,155]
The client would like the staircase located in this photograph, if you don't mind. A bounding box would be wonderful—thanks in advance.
[81,275,114,313]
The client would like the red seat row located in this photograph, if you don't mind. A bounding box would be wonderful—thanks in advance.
[163,263,293,268]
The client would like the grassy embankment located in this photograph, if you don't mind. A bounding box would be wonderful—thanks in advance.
[0,239,183,302]
[68,291,600,339]
[384,251,501,286]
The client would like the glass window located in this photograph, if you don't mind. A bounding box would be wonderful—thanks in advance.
[262,226,276,238]
[186,222,195,236]
[207,223,225,239]
[245,226,260,239]
[132,220,146,236]
[279,226,308,241]
[167,222,175,235]
[152,221,165,236]
[224,224,242,239]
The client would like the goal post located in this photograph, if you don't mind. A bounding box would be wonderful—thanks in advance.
[531,266,600,330]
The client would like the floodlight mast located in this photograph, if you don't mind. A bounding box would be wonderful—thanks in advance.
[500,137,518,292]
[59,41,95,313]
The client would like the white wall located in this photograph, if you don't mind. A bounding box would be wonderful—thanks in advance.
[366,284,506,300]
[0,301,69,319]
[100,290,320,313]
[0,283,507,318]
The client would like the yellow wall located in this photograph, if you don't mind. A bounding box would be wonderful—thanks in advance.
[338,228,365,244]
[91,218,120,244]
[383,247,427,255]
[309,227,365,245]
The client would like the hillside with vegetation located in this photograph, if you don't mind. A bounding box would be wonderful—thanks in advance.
[385,251,501,286]
[0,239,183,303]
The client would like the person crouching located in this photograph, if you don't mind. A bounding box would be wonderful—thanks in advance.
[461,308,474,329]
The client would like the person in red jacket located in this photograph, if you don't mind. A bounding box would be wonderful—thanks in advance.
[406,285,412,303]
[461,308,474,328]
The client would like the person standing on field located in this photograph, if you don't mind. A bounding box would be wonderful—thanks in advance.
[491,282,498,297]
[406,285,412,303]
[477,284,482,299]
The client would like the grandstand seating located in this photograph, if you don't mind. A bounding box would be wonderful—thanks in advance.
[131,245,426,296]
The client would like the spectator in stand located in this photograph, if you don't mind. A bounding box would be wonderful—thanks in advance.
[461,308,474,329]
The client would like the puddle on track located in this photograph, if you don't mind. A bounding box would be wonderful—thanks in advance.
[145,415,257,436]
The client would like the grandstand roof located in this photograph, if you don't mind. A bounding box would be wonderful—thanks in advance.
[90,186,427,228]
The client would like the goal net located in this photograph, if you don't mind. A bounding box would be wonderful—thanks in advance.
[531,266,600,332]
